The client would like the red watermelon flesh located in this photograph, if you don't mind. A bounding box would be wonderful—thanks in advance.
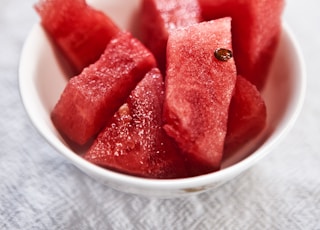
[51,32,156,145]
[35,0,120,75]
[83,68,188,179]
[163,18,237,170]
[224,75,267,157]
[198,0,285,90]
[140,0,202,74]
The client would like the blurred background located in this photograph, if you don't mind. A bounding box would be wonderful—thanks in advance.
[0,0,319,229]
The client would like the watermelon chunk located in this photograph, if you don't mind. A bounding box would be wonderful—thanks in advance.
[83,69,188,179]
[51,32,156,145]
[224,75,267,156]
[140,0,202,74]
[163,18,237,170]
[35,0,120,75]
[198,0,285,89]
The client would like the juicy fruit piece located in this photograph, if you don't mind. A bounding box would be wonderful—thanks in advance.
[51,32,156,145]
[163,18,237,170]
[35,0,120,75]
[224,75,267,156]
[83,69,188,179]
[198,0,285,89]
[140,0,202,74]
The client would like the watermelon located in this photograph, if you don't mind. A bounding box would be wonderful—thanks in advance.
[140,0,202,74]
[224,75,267,156]
[163,18,237,170]
[198,0,285,89]
[83,68,188,179]
[35,0,120,75]
[51,32,156,145]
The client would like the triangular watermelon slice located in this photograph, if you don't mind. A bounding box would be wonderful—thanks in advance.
[224,75,267,157]
[198,0,284,89]
[163,18,237,170]
[140,0,202,74]
[51,32,156,145]
[35,0,120,75]
[83,68,188,179]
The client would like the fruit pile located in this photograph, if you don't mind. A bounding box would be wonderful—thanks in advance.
[35,0,284,178]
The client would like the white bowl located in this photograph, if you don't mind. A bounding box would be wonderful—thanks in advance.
[19,0,306,198]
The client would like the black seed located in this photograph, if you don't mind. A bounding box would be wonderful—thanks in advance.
[214,48,233,61]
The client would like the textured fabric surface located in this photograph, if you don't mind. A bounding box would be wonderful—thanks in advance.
[1,0,320,229]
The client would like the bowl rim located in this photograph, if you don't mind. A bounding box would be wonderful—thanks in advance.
[18,22,306,192]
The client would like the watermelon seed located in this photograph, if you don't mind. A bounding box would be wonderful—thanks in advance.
[214,48,233,61]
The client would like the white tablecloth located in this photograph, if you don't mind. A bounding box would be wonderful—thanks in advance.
[1,0,319,229]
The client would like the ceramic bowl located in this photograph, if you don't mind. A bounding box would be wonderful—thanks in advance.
[19,0,306,198]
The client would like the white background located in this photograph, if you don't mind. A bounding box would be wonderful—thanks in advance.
[0,0,319,229]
